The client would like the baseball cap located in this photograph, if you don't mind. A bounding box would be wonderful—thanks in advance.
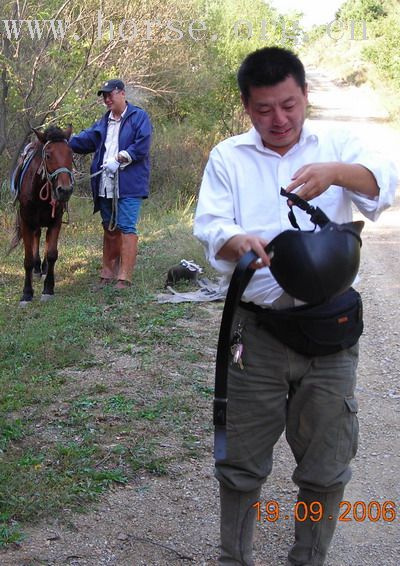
[97,79,125,96]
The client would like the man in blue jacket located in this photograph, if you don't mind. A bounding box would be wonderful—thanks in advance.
[69,79,152,288]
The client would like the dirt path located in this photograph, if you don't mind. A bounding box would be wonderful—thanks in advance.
[2,72,399,566]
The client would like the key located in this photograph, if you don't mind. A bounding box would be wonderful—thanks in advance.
[231,342,244,370]
[231,321,244,369]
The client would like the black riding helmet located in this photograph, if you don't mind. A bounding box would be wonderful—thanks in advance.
[265,189,364,304]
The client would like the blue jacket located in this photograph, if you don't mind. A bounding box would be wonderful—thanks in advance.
[69,102,152,209]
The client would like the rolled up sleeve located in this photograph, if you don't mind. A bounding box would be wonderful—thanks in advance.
[193,148,245,272]
[340,131,399,221]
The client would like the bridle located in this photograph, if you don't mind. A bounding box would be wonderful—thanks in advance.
[38,139,74,217]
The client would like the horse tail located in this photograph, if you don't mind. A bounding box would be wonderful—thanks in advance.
[7,208,22,254]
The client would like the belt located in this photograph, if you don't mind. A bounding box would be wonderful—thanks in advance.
[238,300,268,313]
[239,292,297,312]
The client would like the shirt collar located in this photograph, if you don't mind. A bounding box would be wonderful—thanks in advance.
[109,106,128,122]
[299,121,319,145]
[233,121,319,153]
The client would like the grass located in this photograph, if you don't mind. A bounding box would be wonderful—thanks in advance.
[0,194,220,546]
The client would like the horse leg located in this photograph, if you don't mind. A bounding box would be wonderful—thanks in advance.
[41,232,48,276]
[41,255,48,276]
[20,222,35,304]
[32,228,42,279]
[41,223,60,301]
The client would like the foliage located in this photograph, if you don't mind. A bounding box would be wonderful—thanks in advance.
[0,0,309,187]
[361,4,400,89]
[174,0,303,137]
[0,0,202,169]
[149,121,211,209]
[336,0,388,22]
[300,0,400,122]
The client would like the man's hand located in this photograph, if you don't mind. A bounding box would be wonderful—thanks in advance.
[285,162,379,200]
[117,152,130,164]
[285,162,338,200]
[102,158,120,174]
[217,234,270,269]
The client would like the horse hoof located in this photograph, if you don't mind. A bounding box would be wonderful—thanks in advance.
[40,294,54,302]
[19,299,32,307]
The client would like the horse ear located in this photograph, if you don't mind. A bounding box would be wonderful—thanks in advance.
[32,128,46,143]
[64,124,73,140]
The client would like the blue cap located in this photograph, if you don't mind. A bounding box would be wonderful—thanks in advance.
[97,79,125,96]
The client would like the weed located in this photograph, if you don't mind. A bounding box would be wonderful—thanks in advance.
[104,395,136,415]
[0,418,25,451]
[127,439,169,476]
[0,516,24,547]
[193,383,214,398]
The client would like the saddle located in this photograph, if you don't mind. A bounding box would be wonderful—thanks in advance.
[10,143,36,196]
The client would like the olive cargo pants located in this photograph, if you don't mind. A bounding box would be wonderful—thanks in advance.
[216,305,359,565]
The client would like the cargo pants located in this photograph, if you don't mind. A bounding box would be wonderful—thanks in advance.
[216,304,359,565]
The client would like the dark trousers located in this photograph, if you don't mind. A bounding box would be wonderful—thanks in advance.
[216,305,359,565]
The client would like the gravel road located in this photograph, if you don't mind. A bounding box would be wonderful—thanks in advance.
[1,71,399,566]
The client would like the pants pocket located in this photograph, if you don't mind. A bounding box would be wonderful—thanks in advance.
[336,396,359,463]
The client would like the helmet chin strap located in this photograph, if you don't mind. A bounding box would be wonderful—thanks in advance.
[280,187,363,245]
[280,187,330,230]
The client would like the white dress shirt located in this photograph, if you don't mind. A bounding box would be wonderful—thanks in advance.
[193,121,398,305]
[99,107,131,198]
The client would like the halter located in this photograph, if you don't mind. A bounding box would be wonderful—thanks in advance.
[39,139,74,217]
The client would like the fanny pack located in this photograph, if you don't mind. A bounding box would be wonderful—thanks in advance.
[253,287,363,356]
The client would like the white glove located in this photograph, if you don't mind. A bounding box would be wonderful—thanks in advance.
[102,158,120,175]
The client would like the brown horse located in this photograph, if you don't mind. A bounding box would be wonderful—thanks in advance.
[10,125,74,305]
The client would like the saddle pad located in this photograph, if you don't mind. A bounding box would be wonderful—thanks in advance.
[10,147,36,195]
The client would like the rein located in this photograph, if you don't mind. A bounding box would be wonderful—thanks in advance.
[72,167,103,182]
[38,139,74,218]
[72,165,118,231]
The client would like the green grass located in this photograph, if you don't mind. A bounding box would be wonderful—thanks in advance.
[0,515,23,548]
[0,195,217,546]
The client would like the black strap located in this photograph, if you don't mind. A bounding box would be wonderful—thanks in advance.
[213,250,257,460]
[213,189,331,460]
[280,187,330,229]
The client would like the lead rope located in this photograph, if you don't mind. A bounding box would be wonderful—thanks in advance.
[108,191,118,231]
[73,165,118,231]
[39,181,58,218]
[108,172,119,231]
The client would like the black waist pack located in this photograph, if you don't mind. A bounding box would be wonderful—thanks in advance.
[255,287,363,356]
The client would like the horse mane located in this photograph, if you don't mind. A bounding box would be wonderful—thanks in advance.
[42,126,69,143]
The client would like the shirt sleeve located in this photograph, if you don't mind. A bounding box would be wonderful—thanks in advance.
[68,123,99,154]
[123,112,152,163]
[339,130,398,221]
[118,150,132,168]
[193,147,245,273]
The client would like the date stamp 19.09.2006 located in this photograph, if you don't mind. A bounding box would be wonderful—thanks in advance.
[253,500,397,524]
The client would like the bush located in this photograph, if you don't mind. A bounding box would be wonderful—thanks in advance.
[362,9,400,88]
[149,122,213,209]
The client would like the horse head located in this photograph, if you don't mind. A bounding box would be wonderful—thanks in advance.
[33,125,74,203]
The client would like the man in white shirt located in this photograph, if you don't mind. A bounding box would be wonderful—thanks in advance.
[194,47,397,566]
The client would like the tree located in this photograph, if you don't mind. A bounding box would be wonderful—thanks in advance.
[173,0,304,137]
[336,0,387,22]
[0,0,201,166]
